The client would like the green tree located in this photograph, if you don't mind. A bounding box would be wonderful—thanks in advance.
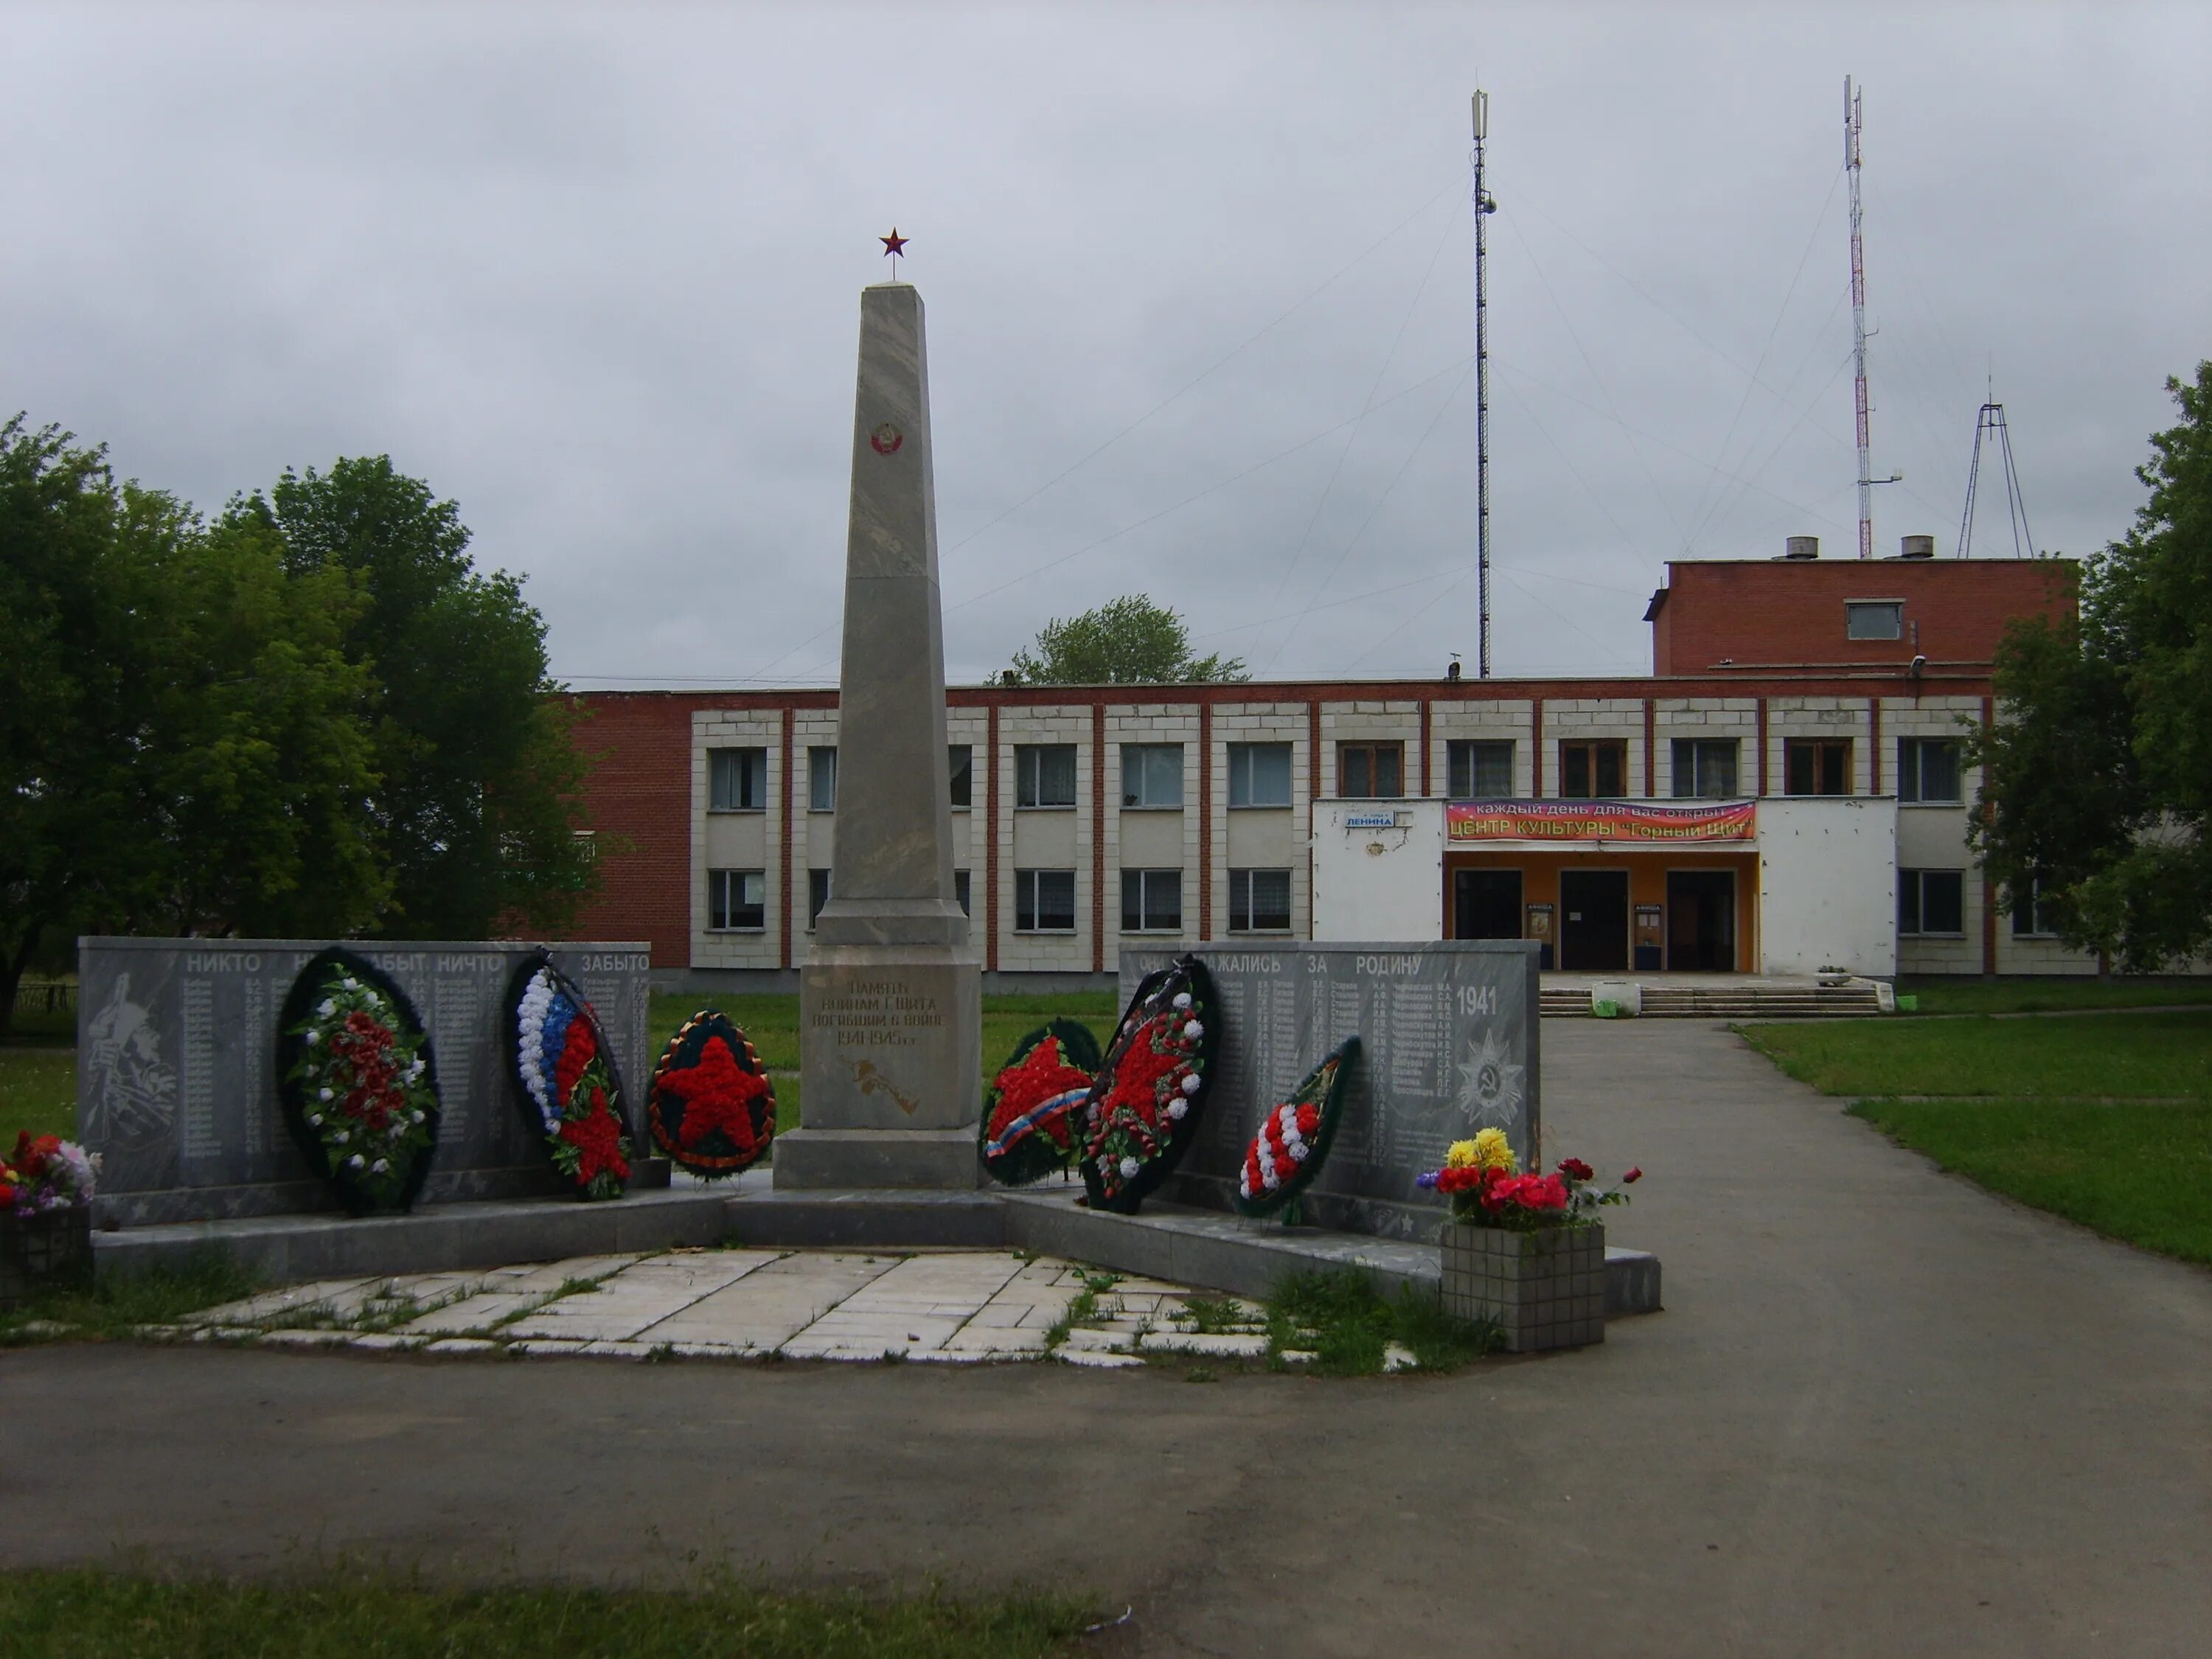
[233,456,597,939]
[0,420,385,1035]
[1971,363,2212,969]
[1006,594,1249,686]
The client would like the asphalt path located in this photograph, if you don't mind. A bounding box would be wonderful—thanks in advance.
[7,1020,2210,1656]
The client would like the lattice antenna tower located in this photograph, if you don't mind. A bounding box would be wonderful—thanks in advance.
[1470,88,1497,675]
[1956,386,2037,559]
[1846,75,1899,559]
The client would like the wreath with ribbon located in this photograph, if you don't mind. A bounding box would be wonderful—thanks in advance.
[979,1018,1102,1186]
[647,1009,776,1178]
[276,947,442,1217]
[1079,955,1218,1215]
[1233,1035,1360,1219]
[505,951,633,1200]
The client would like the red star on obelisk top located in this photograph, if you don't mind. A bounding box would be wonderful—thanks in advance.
[880,228,908,279]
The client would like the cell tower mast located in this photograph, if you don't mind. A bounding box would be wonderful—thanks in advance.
[1846,75,1899,560]
[1956,389,2037,559]
[1471,88,1496,675]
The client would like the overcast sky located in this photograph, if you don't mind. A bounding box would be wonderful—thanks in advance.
[7,3,2206,687]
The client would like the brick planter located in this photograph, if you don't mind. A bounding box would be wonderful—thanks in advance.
[1440,1220,1604,1352]
[1,1206,94,1310]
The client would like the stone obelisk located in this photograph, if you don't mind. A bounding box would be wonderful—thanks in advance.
[776,282,982,1189]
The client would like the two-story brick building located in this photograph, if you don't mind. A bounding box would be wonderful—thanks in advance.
[568,540,2112,990]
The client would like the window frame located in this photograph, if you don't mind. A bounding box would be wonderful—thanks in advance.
[1896,736,1964,805]
[1447,739,1515,801]
[1227,867,1294,933]
[1784,737,1854,797]
[2009,873,2058,938]
[807,745,838,813]
[1120,742,1186,810]
[807,868,832,930]
[947,745,973,810]
[707,746,768,813]
[1013,867,1077,932]
[1558,739,1628,800]
[1120,867,1184,933]
[1846,601,1905,641]
[1669,737,1739,800]
[1338,740,1405,800]
[706,867,767,932]
[954,869,971,917]
[1226,741,1294,809]
[1015,744,1079,810]
[1898,868,1966,937]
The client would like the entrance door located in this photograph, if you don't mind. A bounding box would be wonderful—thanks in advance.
[1453,869,1523,940]
[1558,871,1630,971]
[1666,870,1736,972]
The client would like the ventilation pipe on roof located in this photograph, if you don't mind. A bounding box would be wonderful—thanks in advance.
[1899,534,1936,560]
[1778,536,1820,560]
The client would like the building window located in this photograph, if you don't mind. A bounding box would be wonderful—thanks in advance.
[1016,744,1078,808]
[1228,742,1293,807]
[1784,738,1852,796]
[808,746,838,811]
[1899,869,1966,936]
[1338,741,1403,799]
[1015,868,1077,931]
[1121,743,1184,808]
[708,869,766,932]
[1671,738,1739,799]
[1559,740,1627,799]
[1121,869,1183,932]
[1447,740,1515,799]
[1897,737,1963,804]
[707,747,768,812]
[2010,874,2057,937]
[948,745,973,809]
[955,869,971,917]
[1228,868,1293,933]
[1846,601,1904,641]
[807,869,832,928]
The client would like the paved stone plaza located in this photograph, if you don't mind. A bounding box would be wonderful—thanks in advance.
[153,1247,1302,1368]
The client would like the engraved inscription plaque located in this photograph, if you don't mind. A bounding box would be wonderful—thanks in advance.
[1119,942,1540,1241]
[77,938,653,1226]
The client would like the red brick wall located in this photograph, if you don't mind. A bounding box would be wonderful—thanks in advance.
[567,693,707,968]
[1650,558,2075,675]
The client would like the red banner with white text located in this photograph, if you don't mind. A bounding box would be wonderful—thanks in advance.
[1446,800,1756,843]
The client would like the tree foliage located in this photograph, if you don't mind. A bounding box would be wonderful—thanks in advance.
[232,457,597,940]
[1971,363,2212,970]
[1006,594,1248,686]
[1,420,384,1032]
[1,425,598,1035]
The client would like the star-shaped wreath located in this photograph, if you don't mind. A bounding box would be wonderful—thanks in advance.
[659,1034,771,1155]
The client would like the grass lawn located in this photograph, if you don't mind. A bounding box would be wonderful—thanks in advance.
[1741,1010,2212,1101]
[1897,977,2212,1016]
[1743,1008,2212,1264]
[1848,1098,2212,1265]
[0,1568,1096,1658]
[0,1248,262,1346]
[0,1046,77,1141]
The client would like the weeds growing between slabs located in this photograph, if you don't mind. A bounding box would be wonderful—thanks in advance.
[0,1245,258,1346]
[0,1567,1099,1659]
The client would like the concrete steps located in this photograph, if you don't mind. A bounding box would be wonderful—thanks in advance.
[1543,983,1884,1020]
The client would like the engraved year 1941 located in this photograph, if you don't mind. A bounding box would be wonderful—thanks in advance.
[1458,984,1498,1018]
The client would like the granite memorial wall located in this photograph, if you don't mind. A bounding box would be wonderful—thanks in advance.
[77,937,653,1226]
[1119,941,1541,1241]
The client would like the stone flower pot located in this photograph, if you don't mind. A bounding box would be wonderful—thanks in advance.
[1,1206,94,1310]
[1440,1220,1604,1352]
